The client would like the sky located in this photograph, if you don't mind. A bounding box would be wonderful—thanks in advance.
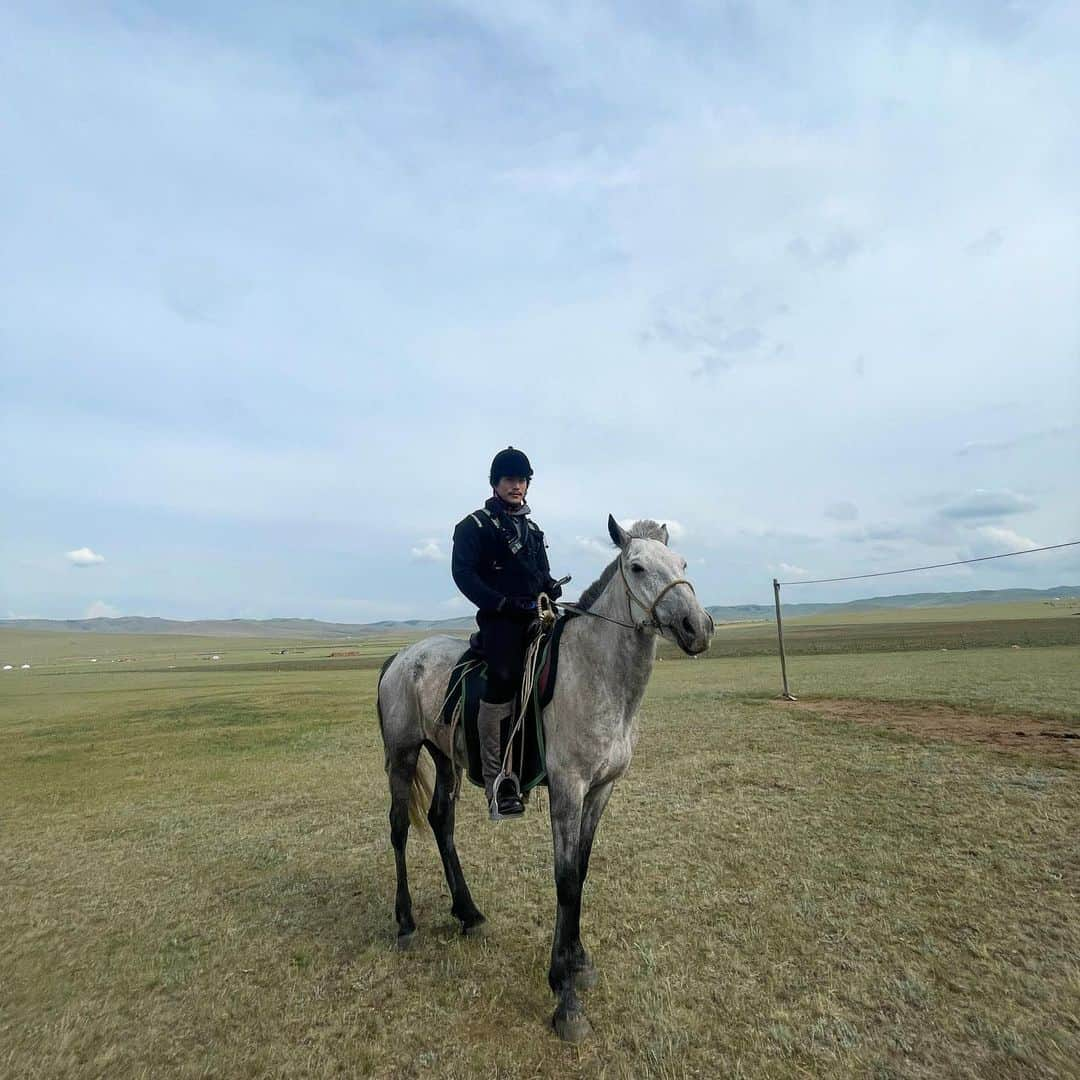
[2,1,1078,622]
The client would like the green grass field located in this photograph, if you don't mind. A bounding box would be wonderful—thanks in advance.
[1,607,1077,1078]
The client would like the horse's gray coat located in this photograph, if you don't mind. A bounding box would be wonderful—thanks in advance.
[377,514,714,1040]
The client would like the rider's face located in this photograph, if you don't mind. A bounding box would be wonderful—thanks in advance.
[494,476,528,506]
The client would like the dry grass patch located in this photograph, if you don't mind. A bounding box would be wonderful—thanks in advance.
[773,698,1080,760]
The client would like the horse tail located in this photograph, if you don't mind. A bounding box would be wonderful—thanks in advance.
[408,751,436,832]
[375,652,397,738]
[376,649,435,831]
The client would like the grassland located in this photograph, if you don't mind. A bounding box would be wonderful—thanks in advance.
[1,605,1077,1078]
[0,630,434,670]
[696,602,1080,659]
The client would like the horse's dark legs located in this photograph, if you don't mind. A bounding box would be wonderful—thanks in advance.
[388,745,420,947]
[426,745,485,934]
[548,779,590,1041]
[569,781,614,989]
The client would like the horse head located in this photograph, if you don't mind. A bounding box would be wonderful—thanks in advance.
[607,514,715,655]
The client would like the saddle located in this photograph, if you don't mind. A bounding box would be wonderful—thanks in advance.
[441,615,572,793]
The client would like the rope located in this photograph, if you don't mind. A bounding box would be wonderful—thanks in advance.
[500,622,547,782]
[777,539,1080,587]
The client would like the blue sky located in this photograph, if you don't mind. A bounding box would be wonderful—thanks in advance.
[3,1,1078,621]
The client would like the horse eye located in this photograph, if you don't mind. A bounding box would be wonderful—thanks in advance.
[631,563,645,573]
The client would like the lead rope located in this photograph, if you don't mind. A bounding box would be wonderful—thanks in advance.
[497,594,556,793]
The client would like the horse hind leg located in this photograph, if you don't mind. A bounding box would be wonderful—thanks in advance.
[426,743,486,935]
[388,743,421,949]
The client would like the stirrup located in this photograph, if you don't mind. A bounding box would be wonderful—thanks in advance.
[489,773,524,821]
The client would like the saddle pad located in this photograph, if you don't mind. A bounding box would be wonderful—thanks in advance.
[440,615,572,793]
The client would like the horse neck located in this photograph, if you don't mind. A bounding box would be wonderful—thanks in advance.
[574,564,657,716]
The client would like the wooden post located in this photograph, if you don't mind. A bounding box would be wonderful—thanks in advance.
[773,578,796,701]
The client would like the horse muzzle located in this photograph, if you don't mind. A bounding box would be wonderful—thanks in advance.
[670,608,714,656]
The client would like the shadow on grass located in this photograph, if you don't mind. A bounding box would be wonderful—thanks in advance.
[216,855,483,961]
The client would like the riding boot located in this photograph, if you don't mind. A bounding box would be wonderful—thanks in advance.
[477,699,524,820]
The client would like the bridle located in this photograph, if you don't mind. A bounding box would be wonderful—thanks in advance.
[617,557,695,630]
[560,552,698,633]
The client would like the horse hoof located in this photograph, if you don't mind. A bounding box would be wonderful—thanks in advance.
[396,931,417,951]
[572,964,599,990]
[461,917,487,939]
[552,1010,592,1043]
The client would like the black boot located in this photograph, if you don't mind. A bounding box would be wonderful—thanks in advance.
[477,700,524,821]
[492,774,525,819]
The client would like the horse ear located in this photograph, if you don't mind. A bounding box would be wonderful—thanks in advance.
[659,523,669,545]
[608,514,630,549]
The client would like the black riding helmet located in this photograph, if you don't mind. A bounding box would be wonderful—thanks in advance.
[489,446,533,487]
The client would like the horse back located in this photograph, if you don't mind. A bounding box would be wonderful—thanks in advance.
[377,635,471,748]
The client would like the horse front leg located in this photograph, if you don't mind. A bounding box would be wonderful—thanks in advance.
[548,776,590,1042]
[569,780,614,991]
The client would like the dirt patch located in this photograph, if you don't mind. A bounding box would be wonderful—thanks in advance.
[774,698,1080,760]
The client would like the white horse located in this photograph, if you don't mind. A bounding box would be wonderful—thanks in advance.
[376,515,714,1041]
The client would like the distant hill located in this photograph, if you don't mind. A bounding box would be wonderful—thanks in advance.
[0,615,475,638]
[706,585,1080,623]
[3,585,1077,637]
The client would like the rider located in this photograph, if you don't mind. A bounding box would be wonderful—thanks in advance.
[451,447,563,820]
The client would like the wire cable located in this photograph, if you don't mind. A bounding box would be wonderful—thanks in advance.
[778,539,1080,587]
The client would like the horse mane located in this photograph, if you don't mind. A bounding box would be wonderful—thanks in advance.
[576,520,668,611]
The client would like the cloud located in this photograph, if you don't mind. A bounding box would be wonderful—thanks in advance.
[66,547,105,567]
[971,526,1041,553]
[85,600,119,618]
[643,290,788,376]
[738,526,823,545]
[825,500,859,521]
[776,562,810,577]
[937,490,1036,520]
[575,536,614,561]
[159,255,251,324]
[966,229,1003,256]
[840,522,911,543]
[499,160,638,194]
[647,314,766,374]
[787,227,866,268]
[410,539,447,562]
[956,424,1077,457]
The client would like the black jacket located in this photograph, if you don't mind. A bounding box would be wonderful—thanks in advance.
[451,498,555,613]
